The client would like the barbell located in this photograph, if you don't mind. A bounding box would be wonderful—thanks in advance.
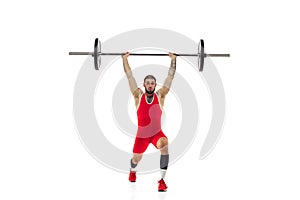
[69,38,230,71]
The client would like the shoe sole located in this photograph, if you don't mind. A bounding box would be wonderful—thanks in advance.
[158,190,167,192]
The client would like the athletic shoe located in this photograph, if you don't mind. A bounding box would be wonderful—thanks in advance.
[129,171,136,182]
[158,178,168,192]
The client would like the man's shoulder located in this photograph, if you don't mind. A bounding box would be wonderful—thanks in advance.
[133,88,143,97]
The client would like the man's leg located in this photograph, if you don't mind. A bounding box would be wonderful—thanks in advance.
[129,153,143,182]
[129,136,150,182]
[156,137,169,179]
[156,136,169,192]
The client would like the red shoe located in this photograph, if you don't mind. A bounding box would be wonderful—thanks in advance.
[158,179,168,192]
[129,171,136,182]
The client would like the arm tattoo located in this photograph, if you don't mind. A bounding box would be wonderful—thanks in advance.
[168,59,176,77]
[163,59,176,90]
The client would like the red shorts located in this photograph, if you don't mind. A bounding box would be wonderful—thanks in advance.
[133,130,167,154]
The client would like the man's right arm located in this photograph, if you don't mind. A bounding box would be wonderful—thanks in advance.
[122,52,142,97]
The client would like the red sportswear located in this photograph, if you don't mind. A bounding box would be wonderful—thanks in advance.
[133,92,167,153]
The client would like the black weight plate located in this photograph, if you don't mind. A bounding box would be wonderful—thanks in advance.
[94,38,100,70]
[198,39,205,72]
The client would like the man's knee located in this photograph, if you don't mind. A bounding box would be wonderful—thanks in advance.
[157,137,168,149]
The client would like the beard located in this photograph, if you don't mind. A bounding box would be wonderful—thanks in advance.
[145,87,155,94]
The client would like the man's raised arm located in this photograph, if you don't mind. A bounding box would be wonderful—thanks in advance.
[122,52,140,95]
[158,53,177,97]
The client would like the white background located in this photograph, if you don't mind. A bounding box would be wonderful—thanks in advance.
[1,0,300,199]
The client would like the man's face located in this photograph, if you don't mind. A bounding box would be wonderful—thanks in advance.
[143,79,157,94]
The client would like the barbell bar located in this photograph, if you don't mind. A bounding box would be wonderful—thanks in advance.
[69,38,230,71]
[69,52,230,57]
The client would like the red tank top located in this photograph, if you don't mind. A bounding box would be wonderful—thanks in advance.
[136,92,162,138]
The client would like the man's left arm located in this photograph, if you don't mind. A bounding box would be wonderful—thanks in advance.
[158,53,177,97]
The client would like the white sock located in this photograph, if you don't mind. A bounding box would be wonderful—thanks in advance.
[161,169,167,179]
[130,168,136,172]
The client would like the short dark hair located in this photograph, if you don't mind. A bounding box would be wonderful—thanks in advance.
[144,75,156,83]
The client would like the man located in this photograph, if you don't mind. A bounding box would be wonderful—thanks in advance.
[122,52,176,192]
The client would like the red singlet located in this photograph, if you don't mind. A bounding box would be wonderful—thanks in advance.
[133,92,167,153]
